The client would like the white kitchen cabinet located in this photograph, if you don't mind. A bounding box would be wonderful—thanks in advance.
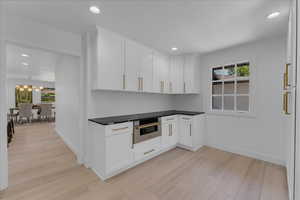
[89,122,134,180]
[153,51,169,93]
[133,137,161,162]
[178,114,204,151]
[183,54,200,94]
[92,26,125,91]
[178,116,193,148]
[125,39,153,92]
[161,115,178,149]
[169,56,184,94]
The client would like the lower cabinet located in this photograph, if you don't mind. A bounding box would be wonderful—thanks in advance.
[88,114,205,181]
[161,115,178,149]
[90,122,134,180]
[178,114,205,151]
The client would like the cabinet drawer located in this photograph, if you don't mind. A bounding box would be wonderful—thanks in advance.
[134,137,161,161]
[161,115,178,123]
[105,122,133,137]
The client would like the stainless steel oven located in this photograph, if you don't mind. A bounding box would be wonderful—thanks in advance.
[133,117,161,144]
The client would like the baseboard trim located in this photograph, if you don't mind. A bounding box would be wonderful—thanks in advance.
[207,143,285,166]
[55,128,78,158]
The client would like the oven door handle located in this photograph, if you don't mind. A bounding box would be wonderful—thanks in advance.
[138,122,160,129]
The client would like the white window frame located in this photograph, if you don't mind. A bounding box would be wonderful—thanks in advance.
[209,61,254,117]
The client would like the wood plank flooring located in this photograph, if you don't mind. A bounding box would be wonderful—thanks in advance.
[0,122,288,200]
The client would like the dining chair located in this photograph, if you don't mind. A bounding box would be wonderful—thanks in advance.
[39,104,53,121]
[18,103,33,123]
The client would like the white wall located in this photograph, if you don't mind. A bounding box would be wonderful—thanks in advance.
[88,91,174,119]
[174,35,286,165]
[6,78,55,110]
[0,2,8,190]
[55,55,80,156]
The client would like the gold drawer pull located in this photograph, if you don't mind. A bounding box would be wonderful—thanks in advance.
[144,149,155,155]
[284,63,291,90]
[283,92,291,115]
[112,127,129,132]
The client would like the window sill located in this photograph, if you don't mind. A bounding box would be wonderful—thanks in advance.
[207,111,256,119]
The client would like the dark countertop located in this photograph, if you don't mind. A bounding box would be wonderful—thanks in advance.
[88,110,205,125]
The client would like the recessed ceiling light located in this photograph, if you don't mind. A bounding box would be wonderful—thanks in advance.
[171,47,178,51]
[21,54,29,57]
[22,62,29,66]
[267,11,280,19]
[89,6,101,14]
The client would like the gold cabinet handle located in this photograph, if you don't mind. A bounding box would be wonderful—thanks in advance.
[112,127,129,132]
[170,124,173,136]
[141,77,143,91]
[283,92,291,115]
[284,63,291,90]
[144,149,155,155]
[138,77,141,90]
[123,74,126,90]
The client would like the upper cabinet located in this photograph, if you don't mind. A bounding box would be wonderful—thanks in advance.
[125,39,153,92]
[90,26,200,95]
[169,56,184,94]
[153,52,169,93]
[93,27,125,91]
[183,54,200,94]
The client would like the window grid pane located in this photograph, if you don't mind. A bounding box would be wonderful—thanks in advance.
[211,62,250,113]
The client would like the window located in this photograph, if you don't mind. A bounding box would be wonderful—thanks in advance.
[211,62,250,113]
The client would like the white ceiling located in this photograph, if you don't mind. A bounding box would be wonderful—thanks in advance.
[6,43,57,82]
[4,0,290,54]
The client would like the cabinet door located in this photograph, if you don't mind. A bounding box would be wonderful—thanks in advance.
[183,55,195,94]
[161,122,171,149]
[170,56,184,94]
[97,27,125,90]
[153,52,169,93]
[169,121,178,146]
[139,46,153,93]
[124,39,141,91]
[106,132,133,174]
[179,116,193,148]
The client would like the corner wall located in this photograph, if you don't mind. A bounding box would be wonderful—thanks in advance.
[174,35,287,165]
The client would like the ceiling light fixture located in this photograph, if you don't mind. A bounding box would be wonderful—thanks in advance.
[89,6,101,14]
[267,11,280,19]
[22,62,29,66]
[171,47,178,51]
[21,54,29,57]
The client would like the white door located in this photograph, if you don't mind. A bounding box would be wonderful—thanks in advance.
[106,132,132,174]
[124,39,141,91]
[97,27,125,90]
[179,116,193,148]
[160,55,169,93]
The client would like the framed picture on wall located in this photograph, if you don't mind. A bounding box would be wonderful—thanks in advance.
[15,85,33,107]
[41,88,55,103]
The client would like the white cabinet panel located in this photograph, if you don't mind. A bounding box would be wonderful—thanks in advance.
[125,40,153,92]
[169,56,184,94]
[96,27,125,91]
[124,39,141,91]
[139,46,153,93]
[153,52,169,93]
[161,116,178,149]
[183,55,200,94]
[179,116,193,148]
[106,131,133,174]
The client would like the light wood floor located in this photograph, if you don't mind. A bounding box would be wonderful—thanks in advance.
[0,123,288,200]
